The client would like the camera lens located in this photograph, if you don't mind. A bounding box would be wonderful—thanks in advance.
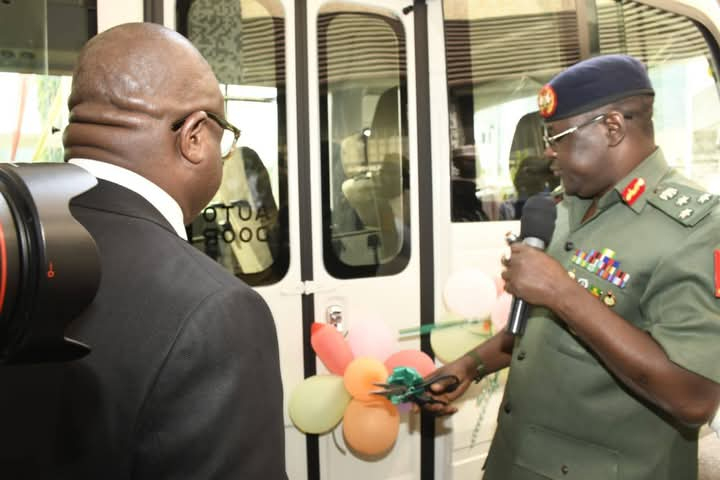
[0,163,100,364]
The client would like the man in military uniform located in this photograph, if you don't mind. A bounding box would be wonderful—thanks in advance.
[426,54,720,479]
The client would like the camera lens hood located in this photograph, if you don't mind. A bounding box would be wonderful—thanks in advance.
[0,163,100,364]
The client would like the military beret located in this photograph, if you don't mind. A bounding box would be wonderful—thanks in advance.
[537,54,655,121]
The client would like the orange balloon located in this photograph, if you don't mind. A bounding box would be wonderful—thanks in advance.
[384,350,436,377]
[343,357,388,402]
[343,398,400,456]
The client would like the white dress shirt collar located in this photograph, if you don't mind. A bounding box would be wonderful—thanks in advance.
[68,158,187,240]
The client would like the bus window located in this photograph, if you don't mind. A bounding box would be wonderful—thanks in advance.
[444,1,579,222]
[0,0,95,164]
[597,0,720,193]
[319,3,410,279]
[444,0,720,224]
[180,0,289,286]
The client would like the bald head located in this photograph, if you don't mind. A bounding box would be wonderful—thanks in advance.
[68,23,218,123]
[65,22,226,223]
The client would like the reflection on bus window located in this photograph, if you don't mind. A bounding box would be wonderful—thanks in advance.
[181,0,289,286]
[0,74,70,163]
[444,0,720,224]
[598,0,720,193]
[0,0,93,164]
[444,1,580,221]
[319,3,410,279]
[501,111,559,220]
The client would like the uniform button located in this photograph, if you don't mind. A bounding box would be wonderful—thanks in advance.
[503,402,512,414]
[564,241,574,251]
[517,351,526,361]
[561,465,569,475]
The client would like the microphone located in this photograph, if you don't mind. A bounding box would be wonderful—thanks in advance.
[507,194,557,336]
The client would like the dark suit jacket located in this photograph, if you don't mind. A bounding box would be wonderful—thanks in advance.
[0,180,286,479]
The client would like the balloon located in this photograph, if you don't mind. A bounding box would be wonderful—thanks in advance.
[288,375,352,434]
[384,350,435,377]
[396,402,413,414]
[343,357,388,402]
[463,318,493,335]
[343,398,400,456]
[491,292,513,332]
[311,322,354,375]
[430,321,490,364]
[346,317,398,361]
[494,275,506,297]
[443,269,497,319]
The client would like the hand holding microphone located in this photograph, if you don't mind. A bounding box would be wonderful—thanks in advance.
[504,195,557,336]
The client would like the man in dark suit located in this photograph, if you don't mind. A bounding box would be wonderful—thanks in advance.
[0,22,286,479]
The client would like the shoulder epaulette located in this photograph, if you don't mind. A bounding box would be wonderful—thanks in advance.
[647,182,718,227]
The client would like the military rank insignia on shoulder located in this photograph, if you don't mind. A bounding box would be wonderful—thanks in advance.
[648,183,719,227]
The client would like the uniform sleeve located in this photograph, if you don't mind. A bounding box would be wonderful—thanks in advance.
[132,285,287,479]
[642,213,720,383]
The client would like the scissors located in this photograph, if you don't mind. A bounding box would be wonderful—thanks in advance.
[371,371,460,407]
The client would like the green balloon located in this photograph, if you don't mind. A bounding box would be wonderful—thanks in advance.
[289,375,352,434]
[430,321,491,364]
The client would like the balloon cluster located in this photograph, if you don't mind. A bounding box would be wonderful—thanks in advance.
[429,268,509,448]
[431,268,512,363]
[288,319,435,457]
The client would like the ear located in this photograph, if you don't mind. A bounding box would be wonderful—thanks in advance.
[176,111,211,165]
[604,111,626,147]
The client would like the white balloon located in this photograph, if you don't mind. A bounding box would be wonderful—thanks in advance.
[443,269,497,319]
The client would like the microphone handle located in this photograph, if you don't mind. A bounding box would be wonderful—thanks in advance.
[507,297,528,336]
[506,236,546,336]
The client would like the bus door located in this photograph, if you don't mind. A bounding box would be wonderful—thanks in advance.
[305,1,424,479]
[180,0,424,478]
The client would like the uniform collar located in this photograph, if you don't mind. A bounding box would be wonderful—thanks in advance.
[563,148,670,228]
[609,147,670,213]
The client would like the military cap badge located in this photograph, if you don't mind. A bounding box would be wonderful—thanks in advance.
[538,84,558,118]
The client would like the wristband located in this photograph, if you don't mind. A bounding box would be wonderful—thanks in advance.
[464,349,486,383]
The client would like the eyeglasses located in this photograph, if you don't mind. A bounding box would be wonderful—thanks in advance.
[171,111,241,159]
[543,114,607,148]
[543,112,635,148]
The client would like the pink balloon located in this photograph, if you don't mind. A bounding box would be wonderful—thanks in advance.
[490,292,512,332]
[396,402,413,414]
[494,276,506,297]
[346,318,398,362]
[384,350,435,377]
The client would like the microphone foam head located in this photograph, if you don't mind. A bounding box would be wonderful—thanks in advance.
[520,194,557,244]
